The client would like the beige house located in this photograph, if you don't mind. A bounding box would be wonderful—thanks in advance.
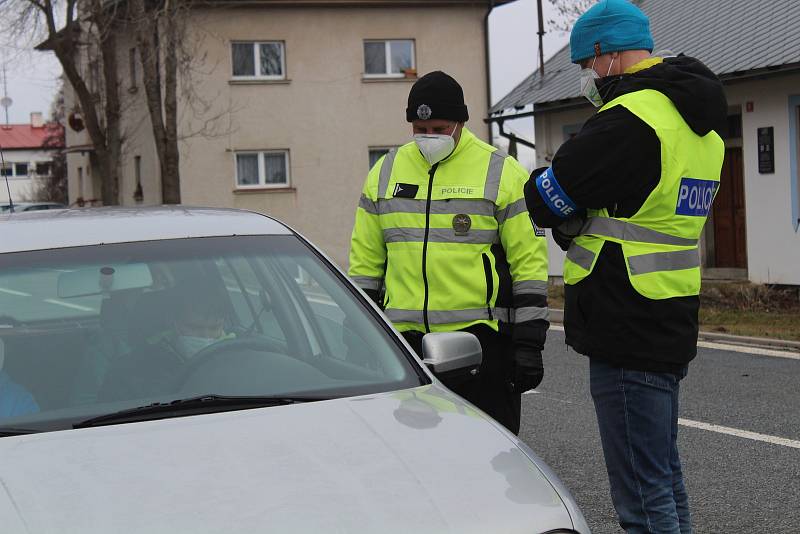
[64,0,513,267]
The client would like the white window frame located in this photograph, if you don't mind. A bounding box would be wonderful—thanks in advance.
[231,41,286,81]
[363,39,415,79]
[234,150,290,189]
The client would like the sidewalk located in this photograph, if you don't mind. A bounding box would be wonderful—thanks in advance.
[547,308,800,353]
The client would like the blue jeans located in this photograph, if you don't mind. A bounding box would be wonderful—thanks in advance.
[589,358,691,534]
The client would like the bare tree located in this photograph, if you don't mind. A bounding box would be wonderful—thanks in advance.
[129,0,181,203]
[547,0,644,33]
[33,80,69,204]
[6,0,127,205]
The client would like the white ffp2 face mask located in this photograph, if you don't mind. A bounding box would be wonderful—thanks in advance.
[414,126,458,166]
[179,335,217,357]
[579,56,615,108]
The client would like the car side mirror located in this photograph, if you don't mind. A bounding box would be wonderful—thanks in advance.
[421,332,482,375]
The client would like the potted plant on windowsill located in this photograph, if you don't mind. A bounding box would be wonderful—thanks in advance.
[403,67,417,79]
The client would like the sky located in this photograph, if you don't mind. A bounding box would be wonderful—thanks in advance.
[0,0,570,166]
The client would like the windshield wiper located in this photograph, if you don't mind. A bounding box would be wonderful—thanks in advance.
[0,427,42,437]
[74,394,328,429]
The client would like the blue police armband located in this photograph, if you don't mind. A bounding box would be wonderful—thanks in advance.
[535,167,578,218]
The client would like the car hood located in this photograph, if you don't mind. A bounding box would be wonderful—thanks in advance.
[0,385,576,534]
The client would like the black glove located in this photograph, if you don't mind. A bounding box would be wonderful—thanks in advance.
[511,349,543,393]
[552,211,587,251]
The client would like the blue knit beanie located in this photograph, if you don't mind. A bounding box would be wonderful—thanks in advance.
[570,0,654,64]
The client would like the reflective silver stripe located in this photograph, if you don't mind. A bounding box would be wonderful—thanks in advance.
[483,150,506,203]
[350,276,382,291]
[494,307,512,323]
[513,306,550,323]
[386,307,494,325]
[383,227,498,245]
[495,198,528,224]
[566,243,596,270]
[358,195,379,215]
[512,280,548,296]
[377,149,398,199]
[627,249,700,275]
[581,217,697,247]
[377,198,494,217]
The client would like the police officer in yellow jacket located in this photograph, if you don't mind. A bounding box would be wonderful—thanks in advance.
[349,71,549,434]
[525,1,727,531]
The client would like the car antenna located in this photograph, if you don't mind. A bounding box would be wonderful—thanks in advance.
[0,142,12,213]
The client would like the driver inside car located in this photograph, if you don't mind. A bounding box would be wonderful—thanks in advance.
[99,286,233,403]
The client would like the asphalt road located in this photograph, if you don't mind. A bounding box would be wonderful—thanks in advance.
[519,328,800,533]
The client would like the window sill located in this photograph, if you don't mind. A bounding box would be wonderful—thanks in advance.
[362,76,417,83]
[234,186,296,194]
[229,79,291,86]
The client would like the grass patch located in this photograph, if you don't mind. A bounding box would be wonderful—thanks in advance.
[548,280,800,341]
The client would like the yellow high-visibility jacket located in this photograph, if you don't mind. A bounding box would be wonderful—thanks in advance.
[349,127,549,349]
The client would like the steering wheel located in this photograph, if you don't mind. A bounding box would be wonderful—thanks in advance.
[172,336,286,391]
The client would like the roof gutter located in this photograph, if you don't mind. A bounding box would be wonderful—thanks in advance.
[483,111,536,152]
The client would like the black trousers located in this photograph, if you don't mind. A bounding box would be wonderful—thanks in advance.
[402,324,522,434]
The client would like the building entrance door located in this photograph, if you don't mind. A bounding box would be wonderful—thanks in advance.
[712,147,747,268]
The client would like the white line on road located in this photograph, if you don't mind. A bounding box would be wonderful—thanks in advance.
[548,325,799,360]
[0,287,32,297]
[697,341,800,360]
[679,418,800,449]
[43,299,95,312]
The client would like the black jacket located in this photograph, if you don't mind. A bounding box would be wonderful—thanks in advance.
[524,55,727,374]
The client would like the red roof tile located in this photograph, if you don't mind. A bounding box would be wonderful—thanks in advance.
[0,123,64,150]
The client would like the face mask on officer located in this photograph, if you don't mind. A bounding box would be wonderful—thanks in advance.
[580,54,616,108]
[174,305,225,358]
[413,123,460,166]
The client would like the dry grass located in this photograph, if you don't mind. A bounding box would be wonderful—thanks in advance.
[547,280,800,341]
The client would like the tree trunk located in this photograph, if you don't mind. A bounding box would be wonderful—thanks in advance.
[133,0,181,204]
[99,28,122,206]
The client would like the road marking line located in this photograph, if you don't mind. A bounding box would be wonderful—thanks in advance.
[697,341,800,360]
[0,287,32,297]
[679,418,800,449]
[43,299,95,312]
[549,324,798,360]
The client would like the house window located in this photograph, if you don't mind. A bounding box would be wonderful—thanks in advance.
[133,156,143,203]
[231,41,285,79]
[363,40,415,78]
[14,163,29,177]
[368,147,396,169]
[0,163,11,177]
[35,162,52,176]
[235,150,290,189]
[129,48,138,91]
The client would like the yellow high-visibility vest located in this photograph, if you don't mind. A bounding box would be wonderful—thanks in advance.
[563,89,724,299]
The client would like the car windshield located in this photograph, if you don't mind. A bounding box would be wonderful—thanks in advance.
[0,235,424,433]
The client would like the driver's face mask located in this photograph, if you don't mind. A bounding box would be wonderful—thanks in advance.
[178,335,218,357]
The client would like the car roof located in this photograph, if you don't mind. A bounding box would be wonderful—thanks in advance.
[0,206,294,254]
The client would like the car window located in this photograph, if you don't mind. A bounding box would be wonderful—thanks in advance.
[0,236,422,433]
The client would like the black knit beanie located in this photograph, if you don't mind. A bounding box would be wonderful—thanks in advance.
[406,71,469,123]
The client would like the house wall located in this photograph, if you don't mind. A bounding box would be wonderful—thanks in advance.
[726,73,800,285]
[157,4,490,268]
[2,148,57,202]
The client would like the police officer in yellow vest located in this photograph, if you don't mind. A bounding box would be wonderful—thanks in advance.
[524,2,726,532]
[349,71,549,434]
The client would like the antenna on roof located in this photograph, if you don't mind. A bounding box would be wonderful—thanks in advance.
[0,65,11,128]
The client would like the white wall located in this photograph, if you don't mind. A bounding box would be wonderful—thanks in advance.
[1,148,58,203]
[533,104,594,276]
[727,73,800,285]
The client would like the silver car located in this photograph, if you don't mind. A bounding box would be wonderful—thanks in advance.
[0,207,589,534]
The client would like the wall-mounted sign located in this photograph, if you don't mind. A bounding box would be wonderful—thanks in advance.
[757,126,774,174]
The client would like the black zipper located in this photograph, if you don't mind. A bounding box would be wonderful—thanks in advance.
[481,253,494,321]
[421,163,438,333]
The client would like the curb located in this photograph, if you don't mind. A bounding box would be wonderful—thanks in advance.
[548,308,800,353]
